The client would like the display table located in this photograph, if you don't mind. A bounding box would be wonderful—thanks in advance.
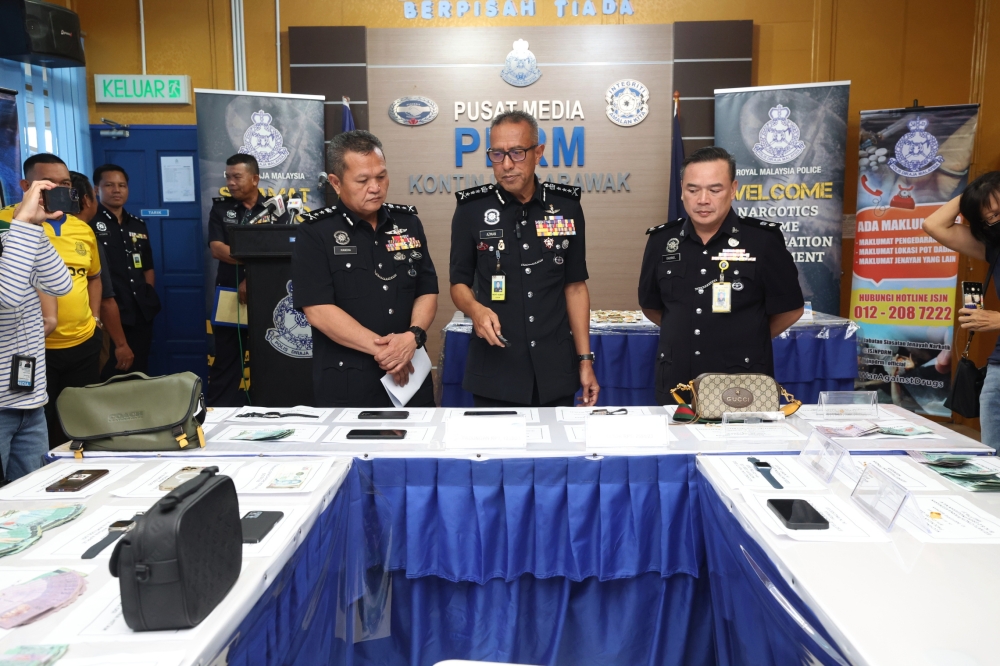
[439,311,860,407]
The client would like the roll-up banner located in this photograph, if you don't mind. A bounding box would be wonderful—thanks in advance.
[194,89,326,309]
[850,104,979,416]
[0,88,20,208]
[714,81,851,316]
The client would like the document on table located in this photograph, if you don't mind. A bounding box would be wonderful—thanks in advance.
[47,580,191,642]
[527,425,551,444]
[0,463,142,501]
[324,426,435,444]
[740,490,889,542]
[564,425,586,443]
[445,417,526,449]
[706,455,827,491]
[232,460,335,494]
[204,406,237,423]
[231,405,333,422]
[556,406,652,421]
[333,408,436,423]
[835,456,947,491]
[381,348,432,408]
[111,461,246,498]
[899,495,1000,543]
[442,408,540,422]
[209,424,327,443]
[795,405,900,421]
[687,422,807,442]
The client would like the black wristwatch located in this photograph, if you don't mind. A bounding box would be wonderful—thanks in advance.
[747,457,783,489]
[577,353,595,362]
[408,326,427,349]
[81,512,144,559]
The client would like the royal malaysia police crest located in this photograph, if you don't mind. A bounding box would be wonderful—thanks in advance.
[226,209,237,219]
[484,209,501,225]
[888,117,945,178]
[238,109,289,169]
[334,230,350,245]
[389,96,439,126]
[752,105,806,164]
[265,281,313,359]
[605,79,650,127]
[665,238,680,253]
[96,221,107,232]
[500,39,541,87]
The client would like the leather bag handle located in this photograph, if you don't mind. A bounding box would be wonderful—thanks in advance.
[159,466,218,511]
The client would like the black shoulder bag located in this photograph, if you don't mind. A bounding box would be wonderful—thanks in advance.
[944,250,1000,418]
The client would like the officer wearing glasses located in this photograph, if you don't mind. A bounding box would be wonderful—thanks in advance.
[449,110,599,407]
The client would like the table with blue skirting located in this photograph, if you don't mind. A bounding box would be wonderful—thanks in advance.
[439,312,859,407]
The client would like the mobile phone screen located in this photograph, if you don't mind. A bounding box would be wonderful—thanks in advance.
[358,411,410,420]
[963,281,984,308]
[45,469,109,492]
[463,410,519,416]
[345,429,407,440]
[766,499,829,530]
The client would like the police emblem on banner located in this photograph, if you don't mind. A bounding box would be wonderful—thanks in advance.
[888,117,945,178]
[238,109,289,169]
[389,96,439,126]
[500,40,541,87]
[265,281,313,359]
[752,105,806,164]
[605,79,650,127]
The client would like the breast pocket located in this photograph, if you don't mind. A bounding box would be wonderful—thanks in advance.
[656,261,685,301]
[330,255,365,300]
[729,263,759,303]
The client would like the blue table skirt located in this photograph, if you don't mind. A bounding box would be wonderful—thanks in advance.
[441,325,858,407]
[221,457,846,666]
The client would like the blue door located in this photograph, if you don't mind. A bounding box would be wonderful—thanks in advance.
[89,125,206,381]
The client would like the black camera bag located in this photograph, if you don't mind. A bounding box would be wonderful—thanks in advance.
[110,466,242,631]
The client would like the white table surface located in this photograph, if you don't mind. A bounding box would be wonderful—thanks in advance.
[50,404,993,460]
[699,452,1000,666]
[0,456,351,666]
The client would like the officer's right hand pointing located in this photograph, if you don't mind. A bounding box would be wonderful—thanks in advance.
[472,305,505,347]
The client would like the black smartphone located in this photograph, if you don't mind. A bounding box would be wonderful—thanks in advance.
[45,469,109,492]
[963,281,984,308]
[358,410,409,420]
[241,510,284,543]
[766,499,829,530]
[345,429,407,440]
[463,410,519,416]
[41,187,81,215]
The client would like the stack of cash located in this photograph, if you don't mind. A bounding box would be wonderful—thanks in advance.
[914,453,1000,492]
[0,569,87,629]
[0,645,68,666]
[0,505,85,558]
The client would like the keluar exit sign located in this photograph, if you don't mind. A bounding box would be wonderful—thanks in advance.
[95,75,191,104]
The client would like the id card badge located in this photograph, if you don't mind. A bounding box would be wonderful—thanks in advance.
[9,355,35,392]
[712,282,732,313]
[491,275,506,301]
[132,253,143,269]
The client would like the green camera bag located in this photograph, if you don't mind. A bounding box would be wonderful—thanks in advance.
[56,372,207,458]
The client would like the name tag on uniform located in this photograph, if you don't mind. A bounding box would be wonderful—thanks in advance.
[132,253,143,269]
[480,229,503,239]
[333,246,357,255]
[535,217,576,236]
[661,253,680,262]
[712,282,732,313]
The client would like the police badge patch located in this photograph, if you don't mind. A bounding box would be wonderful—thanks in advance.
[500,39,541,87]
[96,221,107,232]
[334,230,350,245]
[484,209,501,225]
[226,210,237,219]
[665,238,680,253]
[605,79,650,127]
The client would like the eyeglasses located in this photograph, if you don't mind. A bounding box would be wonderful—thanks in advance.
[487,145,538,163]
[985,209,1000,226]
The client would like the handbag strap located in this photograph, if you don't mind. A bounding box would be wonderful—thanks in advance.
[962,249,1000,359]
[159,466,219,511]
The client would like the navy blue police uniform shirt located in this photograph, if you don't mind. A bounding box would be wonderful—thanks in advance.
[89,204,161,326]
[637,208,804,404]
[207,193,286,289]
[449,179,588,404]
[291,202,439,404]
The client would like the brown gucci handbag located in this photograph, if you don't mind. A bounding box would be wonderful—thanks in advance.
[670,373,802,422]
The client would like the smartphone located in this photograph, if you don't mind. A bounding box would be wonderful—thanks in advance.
[962,281,984,308]
[464,410,518,416]
[766,499,829,530]
[358,410,409,420]
[496,333,511,346]
[345,429,407,440]
[241,511,284,544]
[45,469,109,493]
[41,187,81,215]
[158,466,205,492]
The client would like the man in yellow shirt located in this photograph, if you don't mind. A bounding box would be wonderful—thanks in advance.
[0,154,103,448]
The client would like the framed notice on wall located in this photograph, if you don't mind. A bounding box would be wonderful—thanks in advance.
[161,155,195,202]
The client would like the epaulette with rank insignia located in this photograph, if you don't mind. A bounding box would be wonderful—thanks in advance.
[741,216,783,234]
[541,181,581,200]
[300,205,337,224]
[212,196,227,204]
[646,218,684,235]
[383,202,418,215]
[455,183,495,204]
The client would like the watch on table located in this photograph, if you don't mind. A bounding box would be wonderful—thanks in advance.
[747,457,783,489]
[81,513,143,559]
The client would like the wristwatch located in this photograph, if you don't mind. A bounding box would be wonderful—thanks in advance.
[408,326,427,349]
[577,353,596,362]
[81,512,143,559]
[747,457,783,489]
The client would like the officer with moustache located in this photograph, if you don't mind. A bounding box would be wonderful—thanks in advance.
[638,146,804,405]
[292,130,438,407]
[450,110,599,407]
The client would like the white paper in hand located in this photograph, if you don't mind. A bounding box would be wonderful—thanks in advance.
[381,347,431,407]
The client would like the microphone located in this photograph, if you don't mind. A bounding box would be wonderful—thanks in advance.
[286,197,304,221]
[247,194,287,224]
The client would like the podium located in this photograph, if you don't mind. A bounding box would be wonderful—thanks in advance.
[229,225,314,406]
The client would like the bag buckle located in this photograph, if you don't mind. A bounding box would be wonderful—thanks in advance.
[172,425,189,449]
[134,563,150,582]
[69,440,84,459]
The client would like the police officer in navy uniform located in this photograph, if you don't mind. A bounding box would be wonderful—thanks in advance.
[638,146,804,405]
[450,110,599,407]
[89,164,160,378]
[292,130,438,407]
[206,154,289,406]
